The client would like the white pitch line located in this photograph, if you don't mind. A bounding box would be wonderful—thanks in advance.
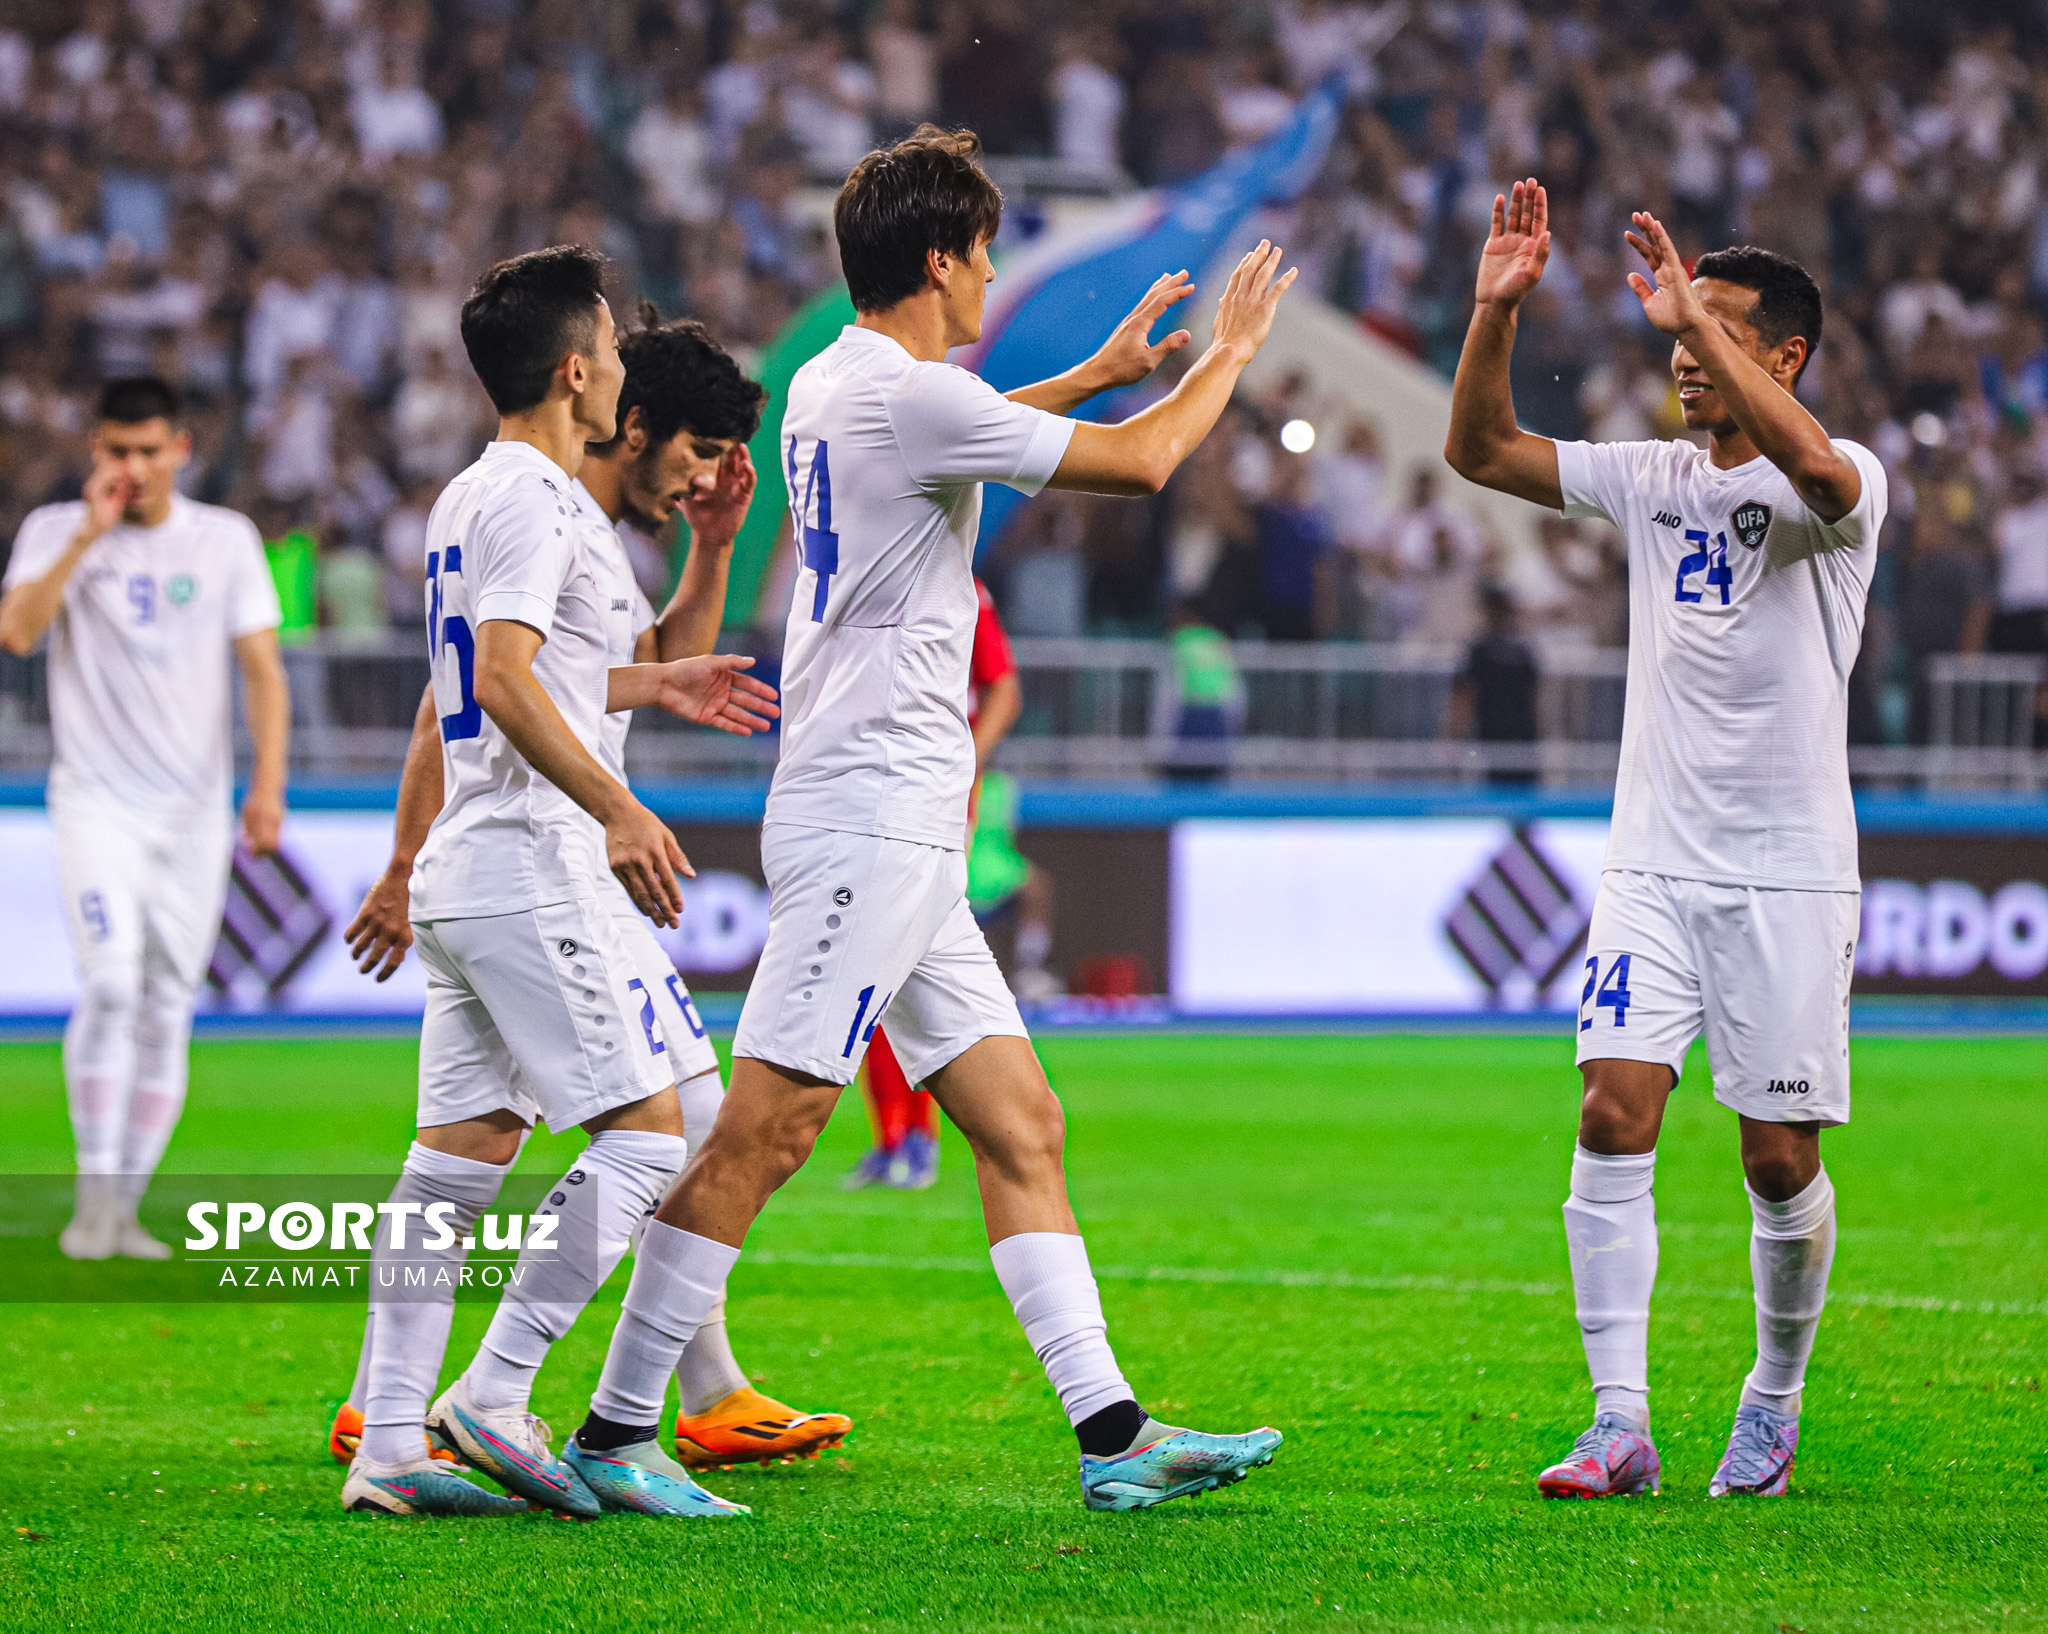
[742,1250,2048,1319]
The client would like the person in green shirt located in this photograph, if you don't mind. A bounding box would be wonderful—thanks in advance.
[1168,598,1240,781]
[254,499,319,646]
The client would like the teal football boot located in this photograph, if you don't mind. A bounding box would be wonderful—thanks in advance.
[1079,1424,1282,1511]
[563,1438,752,1517]
[341,1455,529,1517]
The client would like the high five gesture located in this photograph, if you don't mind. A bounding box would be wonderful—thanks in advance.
[1476,178,1553,311]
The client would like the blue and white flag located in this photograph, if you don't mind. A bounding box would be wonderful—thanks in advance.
[963,79,1344,552]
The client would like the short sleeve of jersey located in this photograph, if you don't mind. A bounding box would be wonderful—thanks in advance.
[631,585,657,641]
[226,513,283,637]
[1554,439,1640,526]
[890,365,1077,497]
[1814,439,1888,553]
[471,472,577,639]
[2,506,74,591]
[969,580,1016,688]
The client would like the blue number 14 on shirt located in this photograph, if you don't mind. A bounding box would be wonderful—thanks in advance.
[786,437,838,621]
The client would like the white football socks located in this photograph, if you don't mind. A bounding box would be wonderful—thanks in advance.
[1563,1144,1658,1430]
[359,1142,511,1467]
[64,963,140,1177]
[656,1071,753,1418]
[588,1220,740,1429]
[675,1298,750,1415]
[466,1128,688,1413]
[347,1308,373,1415]
[672,1067,725,1148]
[989,1231,1134,1427]
[1740,1166,1836,1417]
[119,972,194,1205]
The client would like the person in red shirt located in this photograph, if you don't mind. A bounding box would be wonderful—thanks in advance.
[846,579,1053,1189]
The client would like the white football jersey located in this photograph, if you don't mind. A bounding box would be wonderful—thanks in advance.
[769,325,1073,847]
[576,482,659,921]
[1557,435,1888,891]
[575,483,658,786]
[4,496,279,816]
[409,442,637,921]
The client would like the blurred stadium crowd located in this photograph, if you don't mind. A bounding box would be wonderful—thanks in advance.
[0,0,2045,751]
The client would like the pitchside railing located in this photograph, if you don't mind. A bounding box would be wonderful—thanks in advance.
[0,636,2042,790]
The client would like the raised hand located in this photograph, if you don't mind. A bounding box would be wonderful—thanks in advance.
[1210,241,1299,360]
[652,651,781,736]
[1091,270,1199,389]
[1624,211,1709,338]
[607,799,690,927]
[1476,178,1551,310]
[80,461,135,541]
[344,865,414,981]
[679,443,757,548]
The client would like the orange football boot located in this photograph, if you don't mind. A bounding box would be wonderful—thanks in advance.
[672,1387,853,1469]
[327,1402,466,1468]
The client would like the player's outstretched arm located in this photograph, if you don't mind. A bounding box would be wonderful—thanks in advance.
[607,652,779,735]
[1443,178,1564,510]
[0,465,130,655]
[654,445,756,661]
[343,683,443,980]
[1048,243,1298,497]
[1624,211,1861,521]
[474,618,691,926]
[233,627,289,855]
[1005,271,1197,416]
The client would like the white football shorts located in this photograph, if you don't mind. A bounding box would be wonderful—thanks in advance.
[413,893,673,1134]
[1574,869,1859,1126]
[732,822,1028,1085]
[51,795,233,993]
[605,896,722,1089]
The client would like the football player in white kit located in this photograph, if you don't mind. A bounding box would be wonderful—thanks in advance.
[0,377,290,1261]
[338,247,779,1519]
[1446,182,1889,1500]
[567,126,1295,1516]
[331,314,849,1485]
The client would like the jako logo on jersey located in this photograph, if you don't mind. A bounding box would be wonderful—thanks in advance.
[1732,501,1773,549]
[833,887,853,906]
[1766,1078,1811,1094]
[167,574,196,605]
[1651,509,1683,528]
[558,939,578,956]
[610,598,631,611]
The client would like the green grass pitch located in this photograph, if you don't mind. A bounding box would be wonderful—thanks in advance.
[0,1031,2044,1631]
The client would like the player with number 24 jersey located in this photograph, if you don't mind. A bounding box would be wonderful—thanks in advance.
[1447,182,1886,1504]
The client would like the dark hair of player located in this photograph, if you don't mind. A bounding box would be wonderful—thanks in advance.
[459,244,609,416]
[589,304,769,454]
[834,125,1004,313]
[1692,246,1823,381]
[97,376,181,426]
